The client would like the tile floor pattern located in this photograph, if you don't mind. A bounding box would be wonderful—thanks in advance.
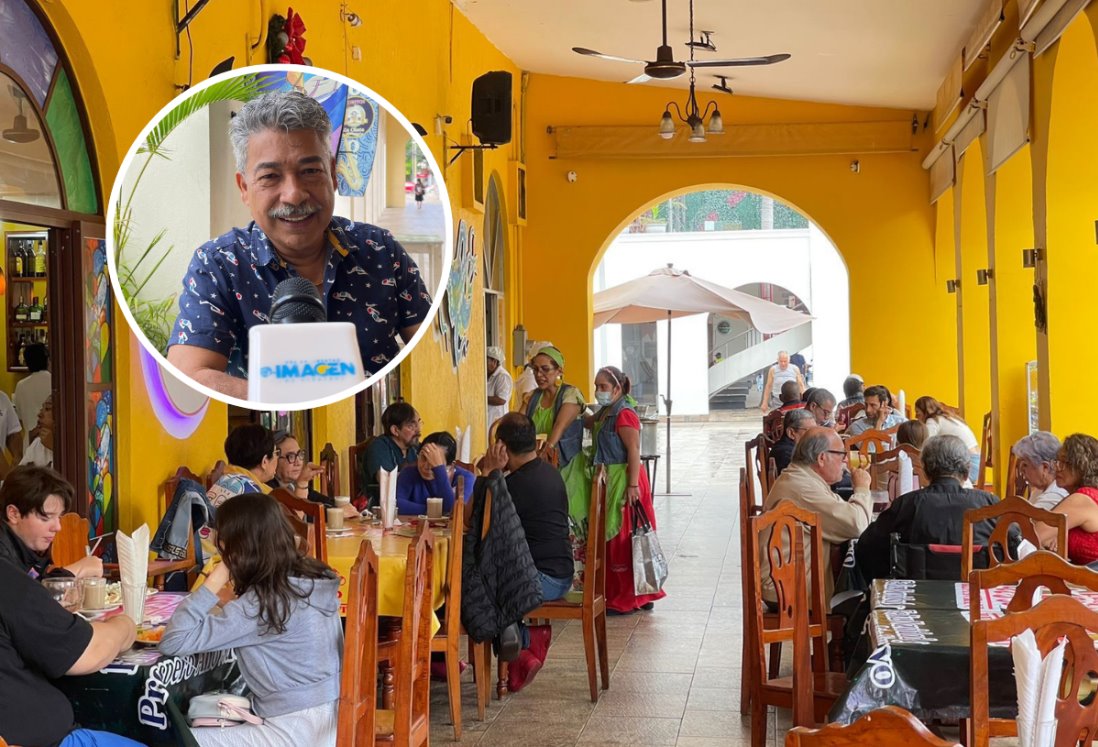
[427,413,795,746]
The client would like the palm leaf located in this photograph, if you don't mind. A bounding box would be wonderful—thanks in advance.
[140,73,265,155]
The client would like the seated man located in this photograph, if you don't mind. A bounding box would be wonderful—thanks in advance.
[761,428,872,602]
[396,431,475,516]
[360,402,421,508]
[855,435,1009,582]
[1011,431,1068,510]
[805,387,838,428]
[0,557,140,747]
[479,412,573,692]
[0,466,101,579]
[846,385,906,437]
[165,91,433,398]
[776,380,804,412]
[20,395,53,468]
[206,424,277,508]
[771,408,816,477]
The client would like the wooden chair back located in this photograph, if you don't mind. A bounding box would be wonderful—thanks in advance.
[971,595,1098,747]
[844,429,893,455]
[870,445,925,499]
[960,496,1066,577]
[336,540,378,747]
[161,466,203,517]
[747,500,825,728]
[270,488,327,563]
[968,550,1098,621]
[318,442,339,499]
[786,705,960,747]
[454,460,474,474]
[205,460,227,489]
[584,465,608,606]
[836,401,866,432]
[442,483,464,627]
[976,411,993,490]
[746,433,771,500]
[348,437,373,502]
[391,527,434,745]
[1005,450,1029,499]
[52,513,90,567]
[763,409,785,444]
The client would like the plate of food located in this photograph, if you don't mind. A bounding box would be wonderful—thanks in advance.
[134,624,166,646]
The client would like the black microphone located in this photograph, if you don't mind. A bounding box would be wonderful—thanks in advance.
[268,277,326,324]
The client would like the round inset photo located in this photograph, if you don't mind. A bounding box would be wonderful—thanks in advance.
[107,65,452,409]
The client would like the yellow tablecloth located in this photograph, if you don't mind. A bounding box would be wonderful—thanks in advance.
[325,521,450,634]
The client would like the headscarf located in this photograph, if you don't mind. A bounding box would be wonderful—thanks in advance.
[534,345,565,369]
[486,346,505,364]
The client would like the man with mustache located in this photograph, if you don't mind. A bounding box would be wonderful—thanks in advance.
[166,91,432,398]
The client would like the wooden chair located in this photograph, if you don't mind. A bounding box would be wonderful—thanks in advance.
[836,402,865,433]
[787,705,959,747]
[746,500,847,747]
[960,496,1066,577]
[870,445,924,500]
[971,595,1098,747]
[205,460,227,489]
[844,429,893,455]
[539,444,560,468]
[270,488,327,563]
[336,540,379,747]
[375,527,434,745]
[319,442,340,499]
[348,437,373,503]
[151,467,203,588]
[52,513,90,567]
[429,484,467,740]
[746,433,772,499]
[522,465,609,702]
[975,411,993,490]
[763,409,785,444]
[1004,451,1028,499]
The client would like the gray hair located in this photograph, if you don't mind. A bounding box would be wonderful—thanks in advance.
[1012,431,1061,466]
[921,435,972,482]
[791,428,834,467]
[783,408,815,433]
[230,91,332,175]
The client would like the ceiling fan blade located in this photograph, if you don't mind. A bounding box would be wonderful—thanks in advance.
[572,47,647,65]
[689,53,792,68]
[626,73,655,85]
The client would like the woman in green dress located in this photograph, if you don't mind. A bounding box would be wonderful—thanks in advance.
[523,346,585,468]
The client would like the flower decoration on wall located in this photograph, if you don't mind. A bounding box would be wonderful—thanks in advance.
[267,8,310,65]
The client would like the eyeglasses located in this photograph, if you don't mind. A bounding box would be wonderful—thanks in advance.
[533,365,558,375]
[825,449,849,459]
[278,450,308,464]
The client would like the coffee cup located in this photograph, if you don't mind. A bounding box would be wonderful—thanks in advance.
[426,497,444,520]
[81,577,108,609]
[326,506,345,530]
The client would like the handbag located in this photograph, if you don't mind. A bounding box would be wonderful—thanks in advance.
[187,692,264,728]
[631,504,668,596]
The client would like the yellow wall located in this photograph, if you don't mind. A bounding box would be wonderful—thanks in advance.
[957,142,992,433]
[522,74,954,402]
[933,190,961,407]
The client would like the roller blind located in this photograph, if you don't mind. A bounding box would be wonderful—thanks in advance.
[953,108,986,159]
[986,55,1031,174]
[929,144,955,203]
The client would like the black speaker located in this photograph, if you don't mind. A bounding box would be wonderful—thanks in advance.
[471,71,512,146]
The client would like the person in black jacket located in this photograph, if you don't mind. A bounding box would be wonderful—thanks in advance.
[478,412,573,692]
[1,466,101,579]
[855,434,1012,581]
[771,408,816,477]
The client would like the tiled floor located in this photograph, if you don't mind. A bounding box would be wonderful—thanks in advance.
[428,413,788,746]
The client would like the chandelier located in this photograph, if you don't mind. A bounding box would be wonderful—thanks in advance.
[658,0,724,142]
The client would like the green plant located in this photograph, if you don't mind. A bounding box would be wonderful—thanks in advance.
[113,73,265,353]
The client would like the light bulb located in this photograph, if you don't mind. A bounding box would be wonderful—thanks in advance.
[659,111,675,140]
[689,121,706,143]
[707,109,724,135]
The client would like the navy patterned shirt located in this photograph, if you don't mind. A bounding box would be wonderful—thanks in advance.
[168,217,433,377]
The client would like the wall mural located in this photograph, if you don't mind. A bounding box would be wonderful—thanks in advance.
[435,219,477,368]
[85,238,115,535]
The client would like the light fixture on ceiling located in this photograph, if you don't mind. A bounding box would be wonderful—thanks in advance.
[658,0,724,142]
[3,87,39,145]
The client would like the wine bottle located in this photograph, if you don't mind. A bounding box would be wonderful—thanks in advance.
[20,240,31,278]
[12,240,22,278]
[33,238,46,278]
[28,296,41,322]
[14,292,28,322]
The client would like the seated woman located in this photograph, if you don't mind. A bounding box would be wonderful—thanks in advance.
[914,396,981,482]
[160,493,342,747]
[855,435,1006,581]
[396,431,474,516]
[1012,431,1068,510]
[895,420,928,449]
[1035,433,1098,564]
[206,424,276,507]
[268,430,327,504]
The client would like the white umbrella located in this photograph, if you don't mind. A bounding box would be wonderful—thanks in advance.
[594,264,811,493]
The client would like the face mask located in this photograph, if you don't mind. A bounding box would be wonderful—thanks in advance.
[595,391,614,407]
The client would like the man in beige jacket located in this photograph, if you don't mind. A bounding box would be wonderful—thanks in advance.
[758,427,872,604]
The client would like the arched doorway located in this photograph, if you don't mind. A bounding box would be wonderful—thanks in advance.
[0,0,112,534]
[593,187,849,417]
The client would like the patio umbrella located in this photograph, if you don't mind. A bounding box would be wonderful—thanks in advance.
[594,264,811,493]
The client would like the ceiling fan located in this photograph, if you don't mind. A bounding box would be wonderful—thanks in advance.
[572,0,791,85]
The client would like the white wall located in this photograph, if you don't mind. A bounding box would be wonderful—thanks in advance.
[593,227,850,416]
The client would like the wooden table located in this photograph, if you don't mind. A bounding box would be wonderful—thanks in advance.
[325,518,451,632]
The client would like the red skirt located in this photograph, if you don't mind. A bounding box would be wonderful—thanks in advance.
[604,467,667,613]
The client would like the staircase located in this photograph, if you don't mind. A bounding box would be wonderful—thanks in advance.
[708,323,813,408]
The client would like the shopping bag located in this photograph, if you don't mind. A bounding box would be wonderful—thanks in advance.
[631,504,668,595]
